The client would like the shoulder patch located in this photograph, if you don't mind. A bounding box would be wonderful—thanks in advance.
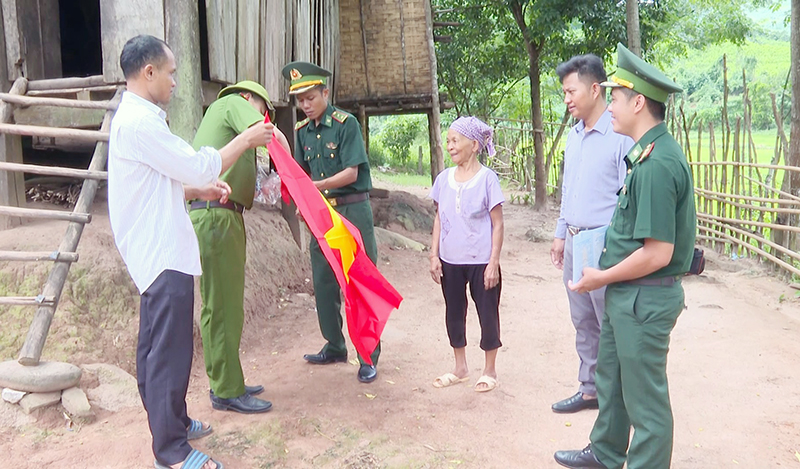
[637,142,655,164]
[331,110,348,124]
[295,118,309,130]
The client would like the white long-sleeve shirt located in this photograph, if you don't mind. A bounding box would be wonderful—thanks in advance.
[108,91,222,293]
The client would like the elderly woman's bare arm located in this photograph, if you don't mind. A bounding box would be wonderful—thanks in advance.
[484,204,504,290]
[429,204,443,284]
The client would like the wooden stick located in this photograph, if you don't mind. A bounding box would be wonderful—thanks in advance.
[0,206,91,223]
[18,88,122,366]
[0,162,107,180]
[695,187,800,206]
[698,224,800,277]
[690,161,800,174]
[0,123,108,142]
[26,75,108,91]
[0,93,117,111]
[697,234,732,244]
[743,175,800,202]
[0,296,56,306]
[701,217,800,263]
[0,251,78,262]
[696,212,800,233]
[695,191,800,214]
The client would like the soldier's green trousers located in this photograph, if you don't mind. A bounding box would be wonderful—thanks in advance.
[590,281,685,469]
[190,207,247,400]
[310,199,380,364]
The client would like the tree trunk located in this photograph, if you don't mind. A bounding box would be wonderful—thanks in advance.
[423,0,445,182]
[788,0,800,249]
[508,0,547,210]
[626,0,641,57]
[165,0,203,142]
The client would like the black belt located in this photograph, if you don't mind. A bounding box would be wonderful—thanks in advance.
[188,200,244,214]
[327,192,369,207]
[624,276,680,287]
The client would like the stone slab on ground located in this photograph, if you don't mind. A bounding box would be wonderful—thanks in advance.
[81,364,139,412]
[375,227,426,252]
[0,361,82,393]
[61,386,94,420]
[2,388,26,404]
[18,391,61,414]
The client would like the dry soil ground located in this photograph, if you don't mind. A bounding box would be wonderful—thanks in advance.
[1,183,800,468]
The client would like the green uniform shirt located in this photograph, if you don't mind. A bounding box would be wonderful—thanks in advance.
[193,94,265,209]
[294,104,372,198]
[599,123,697,278]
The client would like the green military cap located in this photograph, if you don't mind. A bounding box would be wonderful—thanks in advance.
[218,80,275,117]
[601,43,682,103]
[281,61,331,95]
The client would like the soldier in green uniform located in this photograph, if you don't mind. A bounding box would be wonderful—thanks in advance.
[554,44,696,469]
[189,81,292,413]
[280,61,380,384]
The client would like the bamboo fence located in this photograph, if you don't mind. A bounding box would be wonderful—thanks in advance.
[677,55,799,279]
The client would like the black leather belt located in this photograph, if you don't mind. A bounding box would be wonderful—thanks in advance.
[327,192,369,207]
[188,200,244,214]
[624,276,680,287]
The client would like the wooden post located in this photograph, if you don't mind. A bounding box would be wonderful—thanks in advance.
[417,145,424,175]
[17,89,122,366]
[0,77,27,230]
[165,0,203,142]
[423,0,444,183]
[789,0,800,251]
[358,104,369,155]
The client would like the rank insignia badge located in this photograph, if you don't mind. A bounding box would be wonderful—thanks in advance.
[637,143,655,164]
[326,142,338,150]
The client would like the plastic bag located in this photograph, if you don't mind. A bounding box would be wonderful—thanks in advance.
[255,164,281,206]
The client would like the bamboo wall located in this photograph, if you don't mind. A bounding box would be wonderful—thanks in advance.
[337,0,433,103]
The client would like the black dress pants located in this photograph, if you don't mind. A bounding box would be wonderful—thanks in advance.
[440,260,502,351]
[137,269,194,465]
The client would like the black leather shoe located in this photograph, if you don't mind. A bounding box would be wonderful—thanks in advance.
[209,384,264,398]
[357,364,377,383]
[211,392,273,414]
[554,445,607,468]
[552,392,599,413]
[304,350,348,364]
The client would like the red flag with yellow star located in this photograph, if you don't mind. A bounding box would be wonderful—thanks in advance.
[264,116,402,365]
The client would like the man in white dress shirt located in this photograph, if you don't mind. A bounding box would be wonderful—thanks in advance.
[108,35,273,469]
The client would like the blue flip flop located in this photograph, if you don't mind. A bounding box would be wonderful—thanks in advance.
[187,419,213,440]
[154,449,224,469]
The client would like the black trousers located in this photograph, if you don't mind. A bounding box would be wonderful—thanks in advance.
[137,270,194,465]
[440,260,502,351]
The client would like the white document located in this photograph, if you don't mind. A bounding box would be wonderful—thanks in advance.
[572,225,609,284]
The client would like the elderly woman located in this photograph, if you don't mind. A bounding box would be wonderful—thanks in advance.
[429,116,505,393]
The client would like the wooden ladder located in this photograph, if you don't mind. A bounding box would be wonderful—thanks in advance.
[0,75,122,366]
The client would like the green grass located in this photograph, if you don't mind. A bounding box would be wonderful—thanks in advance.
[373,172,433,188]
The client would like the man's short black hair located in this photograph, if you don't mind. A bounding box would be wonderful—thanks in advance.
[618,87,667,121]
[120,35,170,79]
[556,54,608,85]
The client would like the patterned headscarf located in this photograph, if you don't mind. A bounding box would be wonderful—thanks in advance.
[449,116,496,157]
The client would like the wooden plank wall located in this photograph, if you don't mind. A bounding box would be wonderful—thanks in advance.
[262,0,289,104]
[100,0,165,82]
[237,0,260,83]
[205,0,237,84]
[1,0,62,81]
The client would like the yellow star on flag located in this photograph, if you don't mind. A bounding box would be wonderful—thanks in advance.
[323,201,357,282]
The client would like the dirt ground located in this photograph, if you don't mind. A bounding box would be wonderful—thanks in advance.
[1,181,800,468]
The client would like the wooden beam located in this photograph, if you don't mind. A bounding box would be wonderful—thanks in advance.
[18,88,122,366]
[433,35,452,43]
[0,92,117,110]
[0,162,107,180]
[26,75,107,91]
[0,250,78,262]
[166,0,203,141]
[0,296,55,306]
[0,123,108,142]
[26,85,119,97]
[0,206,91,223]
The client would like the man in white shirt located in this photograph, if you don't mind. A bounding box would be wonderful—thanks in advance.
[108,35,273,469]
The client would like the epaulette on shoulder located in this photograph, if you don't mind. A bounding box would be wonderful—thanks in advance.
[295,118,309,130]
[331,110,349,124]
